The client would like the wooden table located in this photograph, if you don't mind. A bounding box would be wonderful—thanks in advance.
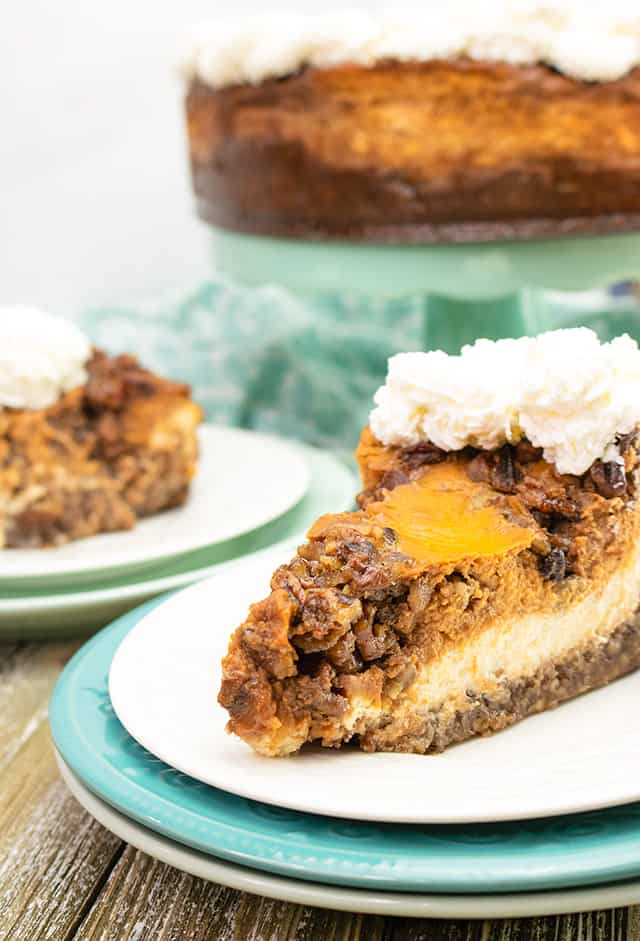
[1,638,637,941]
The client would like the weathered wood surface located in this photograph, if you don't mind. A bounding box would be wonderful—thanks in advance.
[1,639,639,941]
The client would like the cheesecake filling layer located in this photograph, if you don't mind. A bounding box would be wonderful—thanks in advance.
[410,535,640,711]
[338,537,640,754]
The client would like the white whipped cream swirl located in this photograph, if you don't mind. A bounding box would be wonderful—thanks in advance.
[180,2,640,89]
[0,306,92,410]
[370,329,640,476]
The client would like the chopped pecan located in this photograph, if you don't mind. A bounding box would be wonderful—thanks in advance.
[83,351,187,412]
[466,452,490,484]
[539,547,567,582]
[379,469,410,492]
[271,566,307,603]
[401,441,446,469]
[384,663,418,699]
[353,610,400,661]
[326,631,362,674]
[282,663,347,720]
[590,460,627,499]
[514,440,543,464]
[291,588,362,653]
[517,478,581,520]
[493,445,518,492]
[241,590,298,679]
[467,446,518,493]
[337,539,377,573]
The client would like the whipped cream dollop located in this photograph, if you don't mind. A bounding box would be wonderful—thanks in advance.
[370,329,640,476]
[0,306,92,410]
[180,1,640,89]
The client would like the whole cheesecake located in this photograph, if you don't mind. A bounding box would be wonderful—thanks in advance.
[182,6,640,243]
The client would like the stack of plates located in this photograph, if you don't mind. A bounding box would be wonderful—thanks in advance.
[51,551,640,920]
[0,425,356,638]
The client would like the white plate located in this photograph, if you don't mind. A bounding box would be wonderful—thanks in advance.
[0,446,355,639]
[0,425,309,582]
[57,753,640,920]
[110,550,640,825]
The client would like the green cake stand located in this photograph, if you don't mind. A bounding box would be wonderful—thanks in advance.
[211,228,640,352]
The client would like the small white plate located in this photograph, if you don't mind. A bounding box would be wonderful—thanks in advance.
[110,550,640,825]
[0,425,309,583]
[0,446,355,639]
[57,754,640,920]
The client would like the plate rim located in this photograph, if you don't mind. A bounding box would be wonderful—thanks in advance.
[0,542,297,612]
[0,424,310,582]
[108,557,640,826]
[56,752,640,921]
[0,445,355,616]
[50,597,640,894]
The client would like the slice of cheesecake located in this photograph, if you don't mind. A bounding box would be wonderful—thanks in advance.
[0,313,202,548]
[219,330,640,756]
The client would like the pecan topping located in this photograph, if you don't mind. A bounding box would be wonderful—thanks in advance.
[467,445,518,493]
[401,442,445,469]
[493,445,518,493]
[379,469,410,492]
[292,588,362,653]
[337,539,377,573]
[539,547,567,582]
[84,351,188,412]
[514,440,543,464]
[590,460,627,499]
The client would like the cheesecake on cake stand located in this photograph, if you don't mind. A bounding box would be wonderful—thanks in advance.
[181,4,640,352]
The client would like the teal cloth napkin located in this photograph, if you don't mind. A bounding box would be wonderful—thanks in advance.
[80,279,640,454]
[80,279,427,455]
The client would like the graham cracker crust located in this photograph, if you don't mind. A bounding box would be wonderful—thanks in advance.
[360,615,640,753]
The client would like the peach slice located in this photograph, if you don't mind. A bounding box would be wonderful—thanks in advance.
[368,463,534,564]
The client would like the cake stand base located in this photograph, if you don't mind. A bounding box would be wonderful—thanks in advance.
[424,292,556,353]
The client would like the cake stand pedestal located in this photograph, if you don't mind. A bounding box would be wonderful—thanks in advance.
[211,229,640,352]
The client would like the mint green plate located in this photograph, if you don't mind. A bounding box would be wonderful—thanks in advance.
[50,597,640,894]
[54,755,640,917]
[0,445,355,637]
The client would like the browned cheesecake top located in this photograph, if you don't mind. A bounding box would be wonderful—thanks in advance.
[186,59,640,242]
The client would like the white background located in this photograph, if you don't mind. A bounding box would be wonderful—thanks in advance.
[2,1,377,315]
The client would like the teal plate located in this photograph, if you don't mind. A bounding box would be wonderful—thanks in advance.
[50,601,640,894]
